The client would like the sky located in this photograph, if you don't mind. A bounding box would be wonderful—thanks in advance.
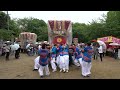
[7,11,108,24]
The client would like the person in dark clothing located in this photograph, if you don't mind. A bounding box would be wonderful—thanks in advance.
[2,46,6,56]
[114,47,118,59]
[69,45,75,66]
[15,42,20,59]
[93,45,99,60]
[15,48,20,59]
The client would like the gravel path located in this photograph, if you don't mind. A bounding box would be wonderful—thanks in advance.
[0,54,120,79]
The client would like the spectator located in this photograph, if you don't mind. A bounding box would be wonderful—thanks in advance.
[5,43,11,60]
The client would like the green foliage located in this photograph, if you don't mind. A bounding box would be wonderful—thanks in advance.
[0,11,10,29]
[16,17,48,41]
[72,23,88,42]
[105,11,120,38]
[17,18,30,32]
[9,19,21,37]
[0,29,13,40]
[72,11,120,42]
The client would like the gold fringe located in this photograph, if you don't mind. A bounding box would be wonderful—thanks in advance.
[62,20,65,30]
[54,20,56,30]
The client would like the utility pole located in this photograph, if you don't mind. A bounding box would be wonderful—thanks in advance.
[7,11,9,31]
[7,11,14,43]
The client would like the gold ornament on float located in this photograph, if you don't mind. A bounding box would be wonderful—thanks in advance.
[57,38,62,43]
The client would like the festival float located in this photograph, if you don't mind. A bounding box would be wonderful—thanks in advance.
[47,20,72,45]
[19,32,37,50]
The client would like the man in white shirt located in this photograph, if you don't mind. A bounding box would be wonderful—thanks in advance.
[98,45,103,61]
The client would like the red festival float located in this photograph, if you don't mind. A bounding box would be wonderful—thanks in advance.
[47,20,72,45]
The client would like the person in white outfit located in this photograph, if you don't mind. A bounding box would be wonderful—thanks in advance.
[58,44,69,73]
[73,46,82,67]
[81,43,93,77]
[98,45,103,61]
[56,44,60,67]
[56,44,63,70]
[50,44,57,72]
[38,43,50,78]
[62,44,69,72]
[33,56,40,71]
[59,52,65,72]
[75,46,83,67]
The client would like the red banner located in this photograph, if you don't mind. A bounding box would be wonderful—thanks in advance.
[65,21,70,30]
[48,20,71,31]
[48,20,54,30]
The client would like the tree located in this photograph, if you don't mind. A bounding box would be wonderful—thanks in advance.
[72,23,88,42]
[0,11,10,29]
[106,11,120,38]
[16,17,48,41]
[0,29,13,41]
[17,18,30,32]
[9,19,21,37]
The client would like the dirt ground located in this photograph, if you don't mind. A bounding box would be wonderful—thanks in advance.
[0,53,120,79]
